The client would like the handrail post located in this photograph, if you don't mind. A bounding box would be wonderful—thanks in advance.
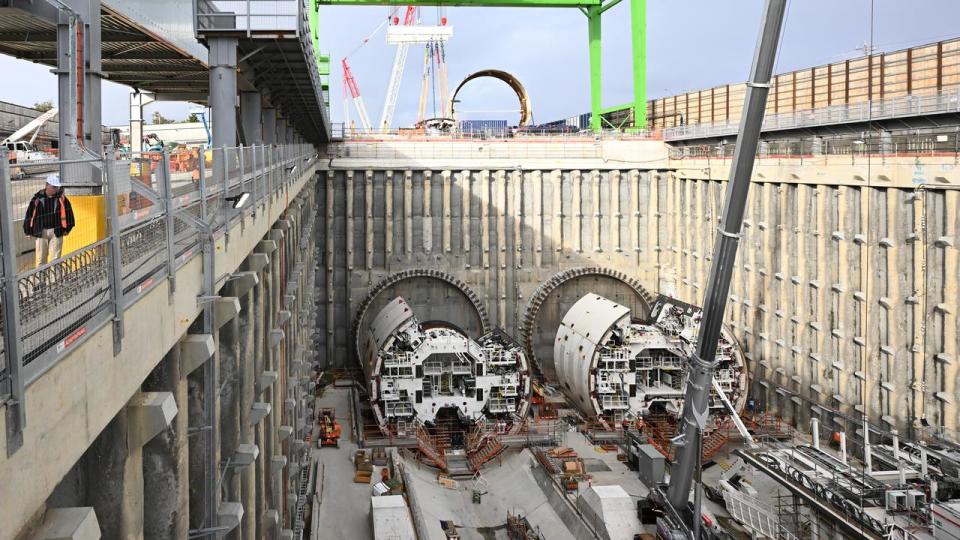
[250,145,258,218]
[222,145,230,246]
[160,148,177,297]
[238,145,247,219]
[0,160,25,455]
[104,155,126,355]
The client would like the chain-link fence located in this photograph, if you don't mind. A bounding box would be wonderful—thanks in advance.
[0,142,315,444]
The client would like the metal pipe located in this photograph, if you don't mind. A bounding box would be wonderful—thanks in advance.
[839,431,847,465]
[811,418,820,450]
[0,160,25,455]
[666,0,786,513]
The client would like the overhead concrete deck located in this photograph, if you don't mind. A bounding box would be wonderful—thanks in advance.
[0,160,317,538]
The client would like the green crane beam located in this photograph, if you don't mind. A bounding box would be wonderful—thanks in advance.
[318,0,646,130]
[318,0,602,7]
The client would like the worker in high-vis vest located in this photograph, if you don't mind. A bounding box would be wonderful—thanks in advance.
[23,174,75,267]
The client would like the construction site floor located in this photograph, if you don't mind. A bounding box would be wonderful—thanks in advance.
[310,387,374,540]
[402,449,578,540]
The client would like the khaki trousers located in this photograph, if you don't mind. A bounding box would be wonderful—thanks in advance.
[35,228,62,267]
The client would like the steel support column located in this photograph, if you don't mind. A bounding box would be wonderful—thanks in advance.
[262,105,277,145]
[241,91,264,144]
[129,91,155,154]
[630,0,646,129]
[586,5,602,131]
[209,36,238,178]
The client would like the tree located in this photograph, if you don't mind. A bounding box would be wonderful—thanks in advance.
[151,111,174,125]
[187,113,200,123]
[33,100,54,113]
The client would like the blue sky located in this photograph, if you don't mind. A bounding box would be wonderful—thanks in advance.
[1,0,958,128]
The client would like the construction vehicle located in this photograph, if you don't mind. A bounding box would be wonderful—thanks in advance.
[652,1,787,538]
[3,107,59,177]
[318,407,341,448]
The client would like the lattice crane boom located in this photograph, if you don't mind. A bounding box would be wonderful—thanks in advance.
[342,58,373,133]
[378,6,418,131]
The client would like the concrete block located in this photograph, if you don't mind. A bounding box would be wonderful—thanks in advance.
[34,507,100,540]
[215,297,241,328]
[280,529,294,540]
[257,371,278,395]
[215,502,243,537]
[284,398,296,412]
[284,293,297,307]
[292,440,305,453]
[288,462,301,476]
[278,310,291,324]
[278,425,294,441]
[225,271,259,297]
[271,456,287,475]
[231,444,260,468]
[243,253,270,273]
[268,229,284,241]
[270,329,285,348]
[180,334,215,375]
[127,392,178,448]
[286,492,297,509]
[249,403,272,426]
[275,219,291,231]
[255,240,277,254]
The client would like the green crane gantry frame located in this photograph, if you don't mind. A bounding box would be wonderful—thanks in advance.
[317,0,646,131]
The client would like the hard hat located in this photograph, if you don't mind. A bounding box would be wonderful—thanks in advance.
[45,174,62,187]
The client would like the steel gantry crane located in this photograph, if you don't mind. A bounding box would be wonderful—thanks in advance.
[320,0,646,132]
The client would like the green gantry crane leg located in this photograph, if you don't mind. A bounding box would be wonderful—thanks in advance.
[587,0,645,131]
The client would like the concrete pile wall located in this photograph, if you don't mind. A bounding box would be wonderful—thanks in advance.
[660,156,960,441]
[6,175,318,540]
[313,164,663,381]
[317,142,960,445]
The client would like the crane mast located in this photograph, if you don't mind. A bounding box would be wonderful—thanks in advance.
[661,0,787,534]
[342,58,373,133]
[378,6,418,131]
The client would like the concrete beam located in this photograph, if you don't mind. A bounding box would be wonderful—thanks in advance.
[230,444,259,468]
[224,272,259,298]
[216,502,243,538]
[270,456,287,475]
[268,229,284,242]
[180,334,215,376]
[33,508,100,540]
[280,529,294,540]
[249,403,271,426]
[215,297,241,328]
[257,371,278,395]
[277,310,291,325]
[242,253,270,273]
[278,426,294,442]
[274,219,291,231]
[255,240,277,254]
[270,330,285,348]
[126,392,178,448]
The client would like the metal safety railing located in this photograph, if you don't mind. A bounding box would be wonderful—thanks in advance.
[669,126,960,162]
[663,89,960,141]
[196,0,300,35]
[0,142,316,453]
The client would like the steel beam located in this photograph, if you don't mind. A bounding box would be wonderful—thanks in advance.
[318,0,601,6]
[586,5,602,131]
[630,0,646,129]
